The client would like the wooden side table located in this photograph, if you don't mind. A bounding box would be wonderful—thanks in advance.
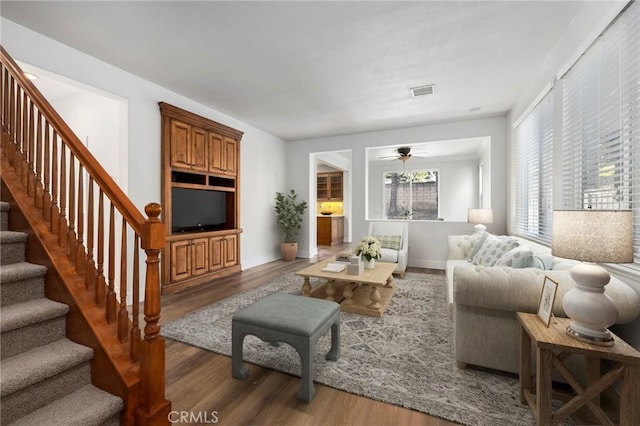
[517,312,640,425]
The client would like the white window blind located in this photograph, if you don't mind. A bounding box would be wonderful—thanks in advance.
[561,1,640,262]
[515,90,554,243]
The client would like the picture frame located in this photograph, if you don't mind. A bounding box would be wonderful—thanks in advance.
[537,276,558,327]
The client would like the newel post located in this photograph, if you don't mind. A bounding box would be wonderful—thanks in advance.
[136,203,171,425]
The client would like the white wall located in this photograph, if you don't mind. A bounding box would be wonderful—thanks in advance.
[290,116,507,269]
[2,18,288,274]
[48,91,125,189]
[506,1,640,347]
[368,156,479,222]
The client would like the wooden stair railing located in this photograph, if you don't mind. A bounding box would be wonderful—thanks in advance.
[0,46,171,425]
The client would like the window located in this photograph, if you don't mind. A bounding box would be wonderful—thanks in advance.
[384,170,439,220]
[561,1,640,262]
[514,90,554,243]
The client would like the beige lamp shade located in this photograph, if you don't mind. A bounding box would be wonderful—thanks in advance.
[467,208,493,224]
[552,210,633,263]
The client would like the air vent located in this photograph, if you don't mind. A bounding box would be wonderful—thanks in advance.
[410,84,435,97]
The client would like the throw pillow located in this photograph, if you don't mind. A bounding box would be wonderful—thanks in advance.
[471,234,519,266]
[372,234,402,251]
[467,231,488,260]
[495,246,535,268]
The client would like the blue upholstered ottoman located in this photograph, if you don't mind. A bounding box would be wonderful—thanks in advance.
[231,293,341,402]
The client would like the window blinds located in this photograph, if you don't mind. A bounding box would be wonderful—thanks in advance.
[561,1,640,262]
[515,90,554,244]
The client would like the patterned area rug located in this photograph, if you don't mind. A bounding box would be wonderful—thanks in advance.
[161,272,535,426]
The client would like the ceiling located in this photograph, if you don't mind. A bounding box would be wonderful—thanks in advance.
[1,1,585,141]
[368,137,489,164]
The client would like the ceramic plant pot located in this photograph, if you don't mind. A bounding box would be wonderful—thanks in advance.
[281,242,298,261]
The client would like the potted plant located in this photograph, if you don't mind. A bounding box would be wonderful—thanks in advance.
[274,189,308,261]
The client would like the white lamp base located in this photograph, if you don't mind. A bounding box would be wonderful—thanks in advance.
[563,263,618,346]
[473,223,486,234]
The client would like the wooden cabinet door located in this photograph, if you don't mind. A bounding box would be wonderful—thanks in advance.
[208,132,224,173]
[317,217,331,245]
[330,218,338,243]
[336,217,344,243]
[209,236,224,272]
[170,240,191,282]
[224,234,238,267]
[170,120,191,169]
[223,137,237,176]
[191,238,209,276]
[317,174,329,200]
[329,173,343,200]
[191,127,208,171]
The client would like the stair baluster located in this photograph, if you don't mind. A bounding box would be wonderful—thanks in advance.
[96,189,106,305]
[42,120,51,220]
[86,176,96,289]
[106,202,116,323]
[76,163,86,274]
[50,130,59,232]
[67,153,77,260]
[118,217,129,342]
[58,144,68,245]
[34,110,43,208]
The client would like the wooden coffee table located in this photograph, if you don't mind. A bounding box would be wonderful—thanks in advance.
[295,258,396,317]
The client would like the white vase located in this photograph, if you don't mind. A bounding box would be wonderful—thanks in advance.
[363,257,376,269]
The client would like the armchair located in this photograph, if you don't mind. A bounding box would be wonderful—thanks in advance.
[367,221,409,277]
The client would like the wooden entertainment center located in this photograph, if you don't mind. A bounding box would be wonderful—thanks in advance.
[159,102,243,293]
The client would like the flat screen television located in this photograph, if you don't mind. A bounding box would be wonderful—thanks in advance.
[171,188,228,233]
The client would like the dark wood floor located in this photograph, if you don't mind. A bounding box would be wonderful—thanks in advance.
[162,243,456,425]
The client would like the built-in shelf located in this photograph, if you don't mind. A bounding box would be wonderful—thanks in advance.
[160,101,244,294]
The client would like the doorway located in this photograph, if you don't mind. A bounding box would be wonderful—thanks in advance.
[310,150,352,257]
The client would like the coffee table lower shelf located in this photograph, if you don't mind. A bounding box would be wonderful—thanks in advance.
[309,280,395,318]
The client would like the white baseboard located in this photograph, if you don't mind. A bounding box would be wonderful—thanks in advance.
[409,258,446,270]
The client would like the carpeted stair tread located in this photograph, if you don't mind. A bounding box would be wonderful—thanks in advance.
[0,262,48,284]
[8,383,123,426]
[1,338,93,397]
[1,201,9,231]
[1,298,69,333]
[0,230,28,243]
[1,231,27,265]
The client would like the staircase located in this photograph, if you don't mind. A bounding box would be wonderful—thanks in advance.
[1,46,171,425]
[0,200,123,425]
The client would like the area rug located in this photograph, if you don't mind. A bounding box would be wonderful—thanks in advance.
[161,272,535,426]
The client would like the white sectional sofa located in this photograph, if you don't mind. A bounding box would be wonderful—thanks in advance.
[446,233,640,374]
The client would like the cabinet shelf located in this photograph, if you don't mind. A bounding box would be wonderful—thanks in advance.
[317,172,343,201]
[172,170,206,185]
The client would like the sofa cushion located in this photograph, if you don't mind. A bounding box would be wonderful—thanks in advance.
[533,254,555,270]
[379,248,398,263]
[453,266,640,323]
[471,234,519,266]
[448,234,482,260]
[495,245,536,268]
[446,259,470,306]
[552,257,582,270]
[372,234,402,251]
[467,231,488,260]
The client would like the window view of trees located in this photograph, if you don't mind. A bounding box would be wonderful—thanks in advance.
[384,170,439,220]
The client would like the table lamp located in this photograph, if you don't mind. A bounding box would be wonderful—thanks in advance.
[467,208,493,234]
[552,210,633,346]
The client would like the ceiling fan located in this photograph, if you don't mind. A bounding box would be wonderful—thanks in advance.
[378,147,428,162]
